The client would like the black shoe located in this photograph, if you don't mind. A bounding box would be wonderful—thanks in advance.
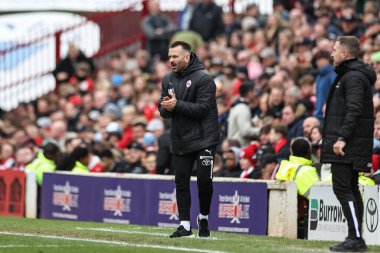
[329,237,367,252]
[197,217,211,238]
[169,225,193,238]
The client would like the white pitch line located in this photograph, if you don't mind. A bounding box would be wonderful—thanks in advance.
[0,231,228,253]
[76,227,168,236]
[76,227,220,240]
[0,245,87,248]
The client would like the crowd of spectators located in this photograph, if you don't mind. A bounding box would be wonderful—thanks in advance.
[1,0,380,186]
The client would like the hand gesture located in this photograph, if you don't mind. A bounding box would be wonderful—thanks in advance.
[161,93,177,112]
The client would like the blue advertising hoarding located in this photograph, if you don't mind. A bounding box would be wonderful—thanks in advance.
[41,173,267,235]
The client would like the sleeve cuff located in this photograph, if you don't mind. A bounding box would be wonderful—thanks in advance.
[337,136,347,142]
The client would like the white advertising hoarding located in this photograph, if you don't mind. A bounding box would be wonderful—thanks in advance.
[309,184,380,245]
[308,185,347,241]
[363,186,380,245]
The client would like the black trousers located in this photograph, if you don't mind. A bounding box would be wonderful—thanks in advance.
[331,163,363,239]
[173,146,215,221]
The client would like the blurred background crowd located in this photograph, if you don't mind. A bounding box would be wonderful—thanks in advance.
[1,0,380,186]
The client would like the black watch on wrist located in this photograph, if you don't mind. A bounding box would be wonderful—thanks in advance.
[337,137,346,142]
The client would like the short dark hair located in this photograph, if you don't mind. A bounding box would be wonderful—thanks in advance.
[272,124,287,138]
[290,137,312,159]
[98,149,114,159]
[337,36,360,58]
[259,124,272,135]
[170,41,192,52]
[299,74,315,86]
[239,80,254,98]
[43,142,62,162]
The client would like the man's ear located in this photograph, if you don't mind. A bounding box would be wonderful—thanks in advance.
[342,49,349,59]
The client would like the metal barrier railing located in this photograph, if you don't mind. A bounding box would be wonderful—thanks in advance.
[0,8,144,111]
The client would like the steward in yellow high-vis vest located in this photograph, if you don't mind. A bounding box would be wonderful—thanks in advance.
[275,137,320,199]
[72,161,89,174]
[26,143,61,185]
[276,155,320,199]
[70,146,90,174]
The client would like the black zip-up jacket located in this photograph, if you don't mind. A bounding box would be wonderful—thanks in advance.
[321,58,376,172]
[159,53,221,155]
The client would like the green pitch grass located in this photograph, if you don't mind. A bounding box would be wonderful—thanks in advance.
[0,216,379,253]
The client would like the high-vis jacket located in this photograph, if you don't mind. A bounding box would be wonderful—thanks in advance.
[71,161,89,174]
[26,152,56,185]
[323,172,375,186]
[275,155,320,199]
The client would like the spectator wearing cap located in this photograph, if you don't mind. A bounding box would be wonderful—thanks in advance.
[260,47,277,76]
[217,147,241,178]
[105,122,123,148]
[124,141,146,174]
[239,143,260,179]
[339,7,364,38]
[313,50,336,123]
[258,153,278,180]
[227,81,260,147]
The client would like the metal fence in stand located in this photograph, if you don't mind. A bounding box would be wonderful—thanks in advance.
[0,8,144,111]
